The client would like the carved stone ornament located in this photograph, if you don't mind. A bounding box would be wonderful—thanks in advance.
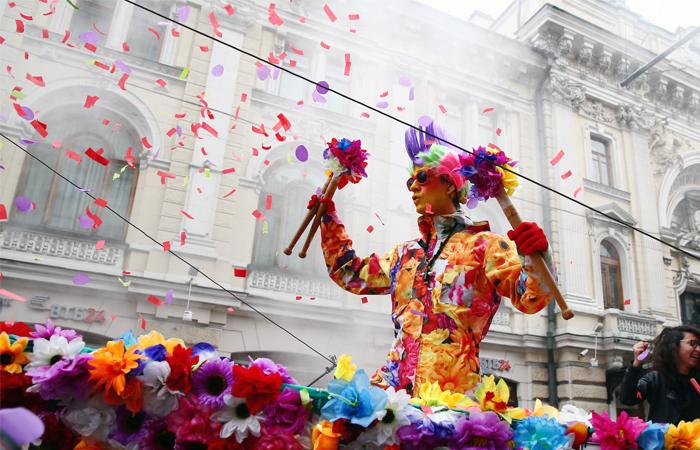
[648,117,682,175]
[614,103,654,130]
[549,72,586,110]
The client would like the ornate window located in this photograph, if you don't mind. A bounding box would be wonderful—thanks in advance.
[11,109,139,240]
[601,240,624,310]
[69,0,113,37]
[680,291,700,327]
[590,135,612,186]
[125,0,170,60]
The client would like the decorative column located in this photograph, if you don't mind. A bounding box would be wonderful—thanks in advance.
[105,2,134,51]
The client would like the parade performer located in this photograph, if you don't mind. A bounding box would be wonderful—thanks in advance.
[315,122,556,396]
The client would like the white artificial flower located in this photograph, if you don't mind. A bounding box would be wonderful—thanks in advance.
[361,387,412,446]
[211,394,262,443]
[139,361,181,416]
[62,398,116,439]
[26,335,85,370]
[558,403,592,427]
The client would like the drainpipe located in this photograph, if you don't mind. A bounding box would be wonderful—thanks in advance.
[535,64,558,407]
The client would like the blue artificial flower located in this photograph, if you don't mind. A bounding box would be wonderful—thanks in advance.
[459,164,478,178]
[321,369,388,427]
[637,422,669,450]
[513,416,570,450]
[191,342,216,360]
[144,344,166,362]
[338,138,352,150]
[120,330,138,348]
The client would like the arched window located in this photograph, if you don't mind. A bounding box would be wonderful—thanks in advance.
[600,240,624,310]
[11,108,139,241]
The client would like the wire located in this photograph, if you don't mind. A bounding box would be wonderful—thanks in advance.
[0,131,335,365]
[123,0,699,261]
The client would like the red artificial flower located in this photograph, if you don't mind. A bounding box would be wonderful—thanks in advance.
[165,344,198,394]
[104,376,144,413]
[232,364,282,414]
[254,428,304,450]
[39,413,80,450]
[0,371,34,408]
[332,419,365,445]
[0,321,32,337]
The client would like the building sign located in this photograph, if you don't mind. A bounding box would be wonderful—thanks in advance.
[50,304,106,323]
[480,357,511,373]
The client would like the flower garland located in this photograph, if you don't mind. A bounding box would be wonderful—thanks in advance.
[323,137,369,189]
[458,143,519,209]
[2,322,700,450]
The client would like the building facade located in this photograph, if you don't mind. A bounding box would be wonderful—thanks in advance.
[0,0,698,414]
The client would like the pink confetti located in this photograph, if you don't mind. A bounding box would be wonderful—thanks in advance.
[95,240,105,250]
[162,241,171,252]
[344,53,351,76]
[26,73,45,87]
[227,306,235,313]
[549,149,565,166]
[180,210,194,219]
[84,95,99,108]
[252,209,266,220]
[348,13,360,20]
[268,3,283,26]
[224,4,234,15]
[320,41,330,50]
[265,194,272,210]
[482,107,494,114]
[496,127,502,136]
[438,104,447,114]
[117,73,128,90]
[323,4,337,22]
[573,187,583,198]
[0,288,26,302]
[561,170,572,180]
[209,11,223,37]
[366,225,374,233]
[180,231,186,246]
[223,187,237,198]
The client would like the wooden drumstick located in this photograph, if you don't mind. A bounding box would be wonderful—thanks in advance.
[284,174,333,255]
[496,191,574,320]
[298,176,341,258]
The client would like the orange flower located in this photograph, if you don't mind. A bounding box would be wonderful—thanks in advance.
[88,339,142,399]
[0,332,29,373]
[312,420,340,450]
[74,439,105,450]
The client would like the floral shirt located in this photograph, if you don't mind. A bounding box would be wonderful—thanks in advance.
[320,210,553,396]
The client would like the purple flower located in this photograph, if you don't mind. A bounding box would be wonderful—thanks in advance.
[264,387,307,435]
[396,414,456,450]
[109,406,149,445]
[191,358,233,408]
[249,357,297,384]
[30,319,80,341]
[144,344,167,362]
[449,411,513,450]
[138,417,176,450]
[26,353,93,401]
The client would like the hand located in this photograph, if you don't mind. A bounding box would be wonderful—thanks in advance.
[632,341,650,367]
[507,222,548,255]
[307,194,336,213]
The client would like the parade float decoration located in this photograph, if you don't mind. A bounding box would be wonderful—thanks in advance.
[3,322,699,450]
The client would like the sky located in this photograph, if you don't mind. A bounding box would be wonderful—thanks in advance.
[418,0,699,32]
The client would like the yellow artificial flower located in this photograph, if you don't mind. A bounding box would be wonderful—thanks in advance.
[410,380,466,409]
[664,419,700,450]
[529,398,559,419]
[334,354,357,381]
[472,375,525,422]
[137,330,185,355]
[312,420,340,450]
[0,332,29,374]
[496,165,519,196]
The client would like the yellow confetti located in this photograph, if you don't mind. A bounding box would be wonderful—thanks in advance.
[112,173,121,180]
[120,165,128,173]
[204,167,211,178]
[182,176,189,186]
[179,67,190,80]
[117,277,131,287]
[10,90,25,100]
[262,221,269,234]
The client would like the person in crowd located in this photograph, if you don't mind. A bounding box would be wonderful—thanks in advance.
[620,325,700,422]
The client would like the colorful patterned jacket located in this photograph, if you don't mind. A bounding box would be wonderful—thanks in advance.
[320,210,554,396]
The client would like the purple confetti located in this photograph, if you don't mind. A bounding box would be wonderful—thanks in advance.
[164,289,174,304]
[177,5,191,23]
[315,81,329,94]
[295,145,308,162]
[408,87,415,101]
[312,91,326,103]
[466,197,480,209]
[211,64,224,77]
[175,125,182,137]
[72,273,90,285]
[14,196,33,212]
[399,75,412,87]
[19,106,34,121]
[78,215,95,229]
[256,65,270,81]
[376,101,389,109]
[637,349,649,361]
[417,115,433,128]
[271,67,281,80]
[78,31,100,45]
[19,139,36,145]
[114,60,131,74]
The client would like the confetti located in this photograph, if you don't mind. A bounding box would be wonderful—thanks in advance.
[233,268,247,277]
[224,4,234,15]
[0,204,7,222]
[31,119,48,138]
[162,241,171,252]
[348,13,360,20]
[222,167,236,174]
[366,225,374,233]
[549,149,565,166]
[323,4,337,22]
[252,209,266,220]
[560,170,572,180]
[344,53,352,76]
[268,3,283,26]
[376,101,388,109]
[438,104,447,114]
[295,295,302,301]
[295,145,308,162]
[361,297,368,304]
[14,196,33,212]
[94,197,107,208]
[496,128,503,136]
[148,295,164,306]
[96,240,105,250]
[691,378,700,395]
[72,273,90,285]
[84,95,99,108]
[227,307,235,313]
[165,289,174,304]
[223,188,237,198]
[573,187,583,198]
[140,316,146,330]
[209,11,222,38]
[482,107,495,114]
[177,5,190,22]
[180,231,186,246]
[265,194,273,210]
[78,215,95,229]
[211,64,224,77]
[179,67,189,80]
[0,288,26,302]
[320,41,331,50]
[85,147,109,166]
[180,210,194,219]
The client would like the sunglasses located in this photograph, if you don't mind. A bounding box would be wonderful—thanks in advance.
[681,339,700,349]
[406,170,431,190]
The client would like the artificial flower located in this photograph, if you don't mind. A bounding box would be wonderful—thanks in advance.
[191,342,218,363]
[323,138,369,184]
[311,420,340,450]
[637,422,669,450]
[37,413,81,450]
[528,398,560,419]
[471,375,525,422]
[30,318,80,341]
[395,409,459,450]
[167,396,221,444]
[0,320,32,336]
[255,428,304,450]
[26,334,85,371]
[165,344,198,394]
[513,415,571,450]
[664,419,700,450]
[359,386,411,446]
[321,369,388,427]
[449,410,513,450]
[591,410,647,450]
[140,360,181,416]
[1,371,37,410]
[103,376,144,413]
[264,387,307,435]
[74,438,106,450]
[137,331,185,355]
[138,417,177,450]
[410,380,466,409]
[144,344,167,362]
[0,332,29,373]
[88,339,143,400]
[232,364,283,414]
[27,353,93,401]
[558,404,592,427]
[333,354,357,381]
[211,394,263,443]
[192,358,233,408]
[250,356,298,384]
[61,399,117,440]
[566,422,591,449]
[108,406,149,445]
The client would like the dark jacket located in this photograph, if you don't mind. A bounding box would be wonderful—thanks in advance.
[619,364,700,423]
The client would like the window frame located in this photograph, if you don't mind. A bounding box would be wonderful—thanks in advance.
[589,134,613,186]
[600,240,625,310]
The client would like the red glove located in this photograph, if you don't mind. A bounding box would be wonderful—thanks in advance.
[307,195,336,213]
[507,222,548,255]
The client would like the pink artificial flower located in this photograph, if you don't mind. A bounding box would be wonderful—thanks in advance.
[591,411,648,450]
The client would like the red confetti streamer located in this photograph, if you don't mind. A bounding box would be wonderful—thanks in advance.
[19,12,32,20]
[344,53,351,76]
[42,28,48,39]
[180,231,186,246]
[140,316,146,330]
[94,198,108,208]
[496,128,503,136]
[0,204,7,222]
[265,194,272,210]
[223,187,237,198]
[147,295,164,306]
[84,95,99,108]
[156,170,176,184]
[348,13,360,20]
[323,4,337,22]
[141,136,152,149]
[0,288,26,302]
[162,241,171,252]
[175,112,186,119]
[268,3,283,26]
[252,209,266,220]
[122,41,129,52]
[573,187,583,198]
[274,132,286,142]
[171,28,180,38]
[233,268,247,277]
[85,147,109,166]
[252,123,269,136]
[438,104,447,114]
[209,11,223,38]
[180,210,194,219]
[201,122,218,137]
[155,79,166,88]
[16,20,24,33]
[30,119,48,138]
[366,225,374,233]
[320,41,330,50]
[291,46,304,56]
[482,107,495,113]
[84,43,96,52]
[95,240,105,250]
[224,4,234,15]
[61,30,70,44]
[85,206,103,228]
[117,73,128,90]
[549,149,565,166]
[560,170,572,180]
[277,113,291,131]
[361,297,368,304]
[222,168,236,174]
[26,73,45,87]
[93,60,110,70]
[147,27,161,40]
[65,149,81,164]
